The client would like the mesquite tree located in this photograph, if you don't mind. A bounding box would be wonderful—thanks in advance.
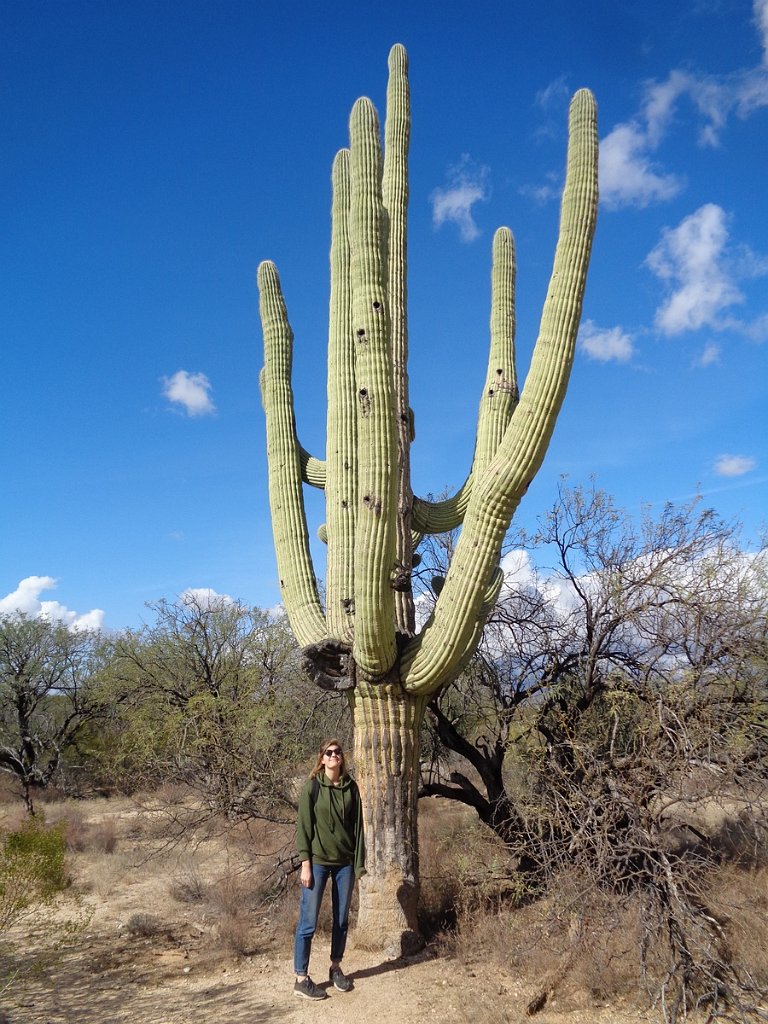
[258,45,598,952]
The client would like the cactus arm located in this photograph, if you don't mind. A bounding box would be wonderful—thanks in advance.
[259,367,326,489]
[299,447,326,489]
[383,43,415,635]
[410,226,517,535]
[257,260,328,647]
[474,227,519,475]
[325,149,358,642]
[411,477,472,534]
[440,565,504,686]
[349,98,398,679]
[401,89,598,694]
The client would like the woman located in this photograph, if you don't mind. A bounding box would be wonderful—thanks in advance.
[293,738,366,1000]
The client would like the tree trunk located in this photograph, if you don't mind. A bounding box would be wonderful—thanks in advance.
[351,680,426,957]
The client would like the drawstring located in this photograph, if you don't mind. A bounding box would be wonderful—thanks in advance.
[324,779,348,834]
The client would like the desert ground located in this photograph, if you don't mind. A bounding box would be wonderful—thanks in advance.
[0,793,757,1024]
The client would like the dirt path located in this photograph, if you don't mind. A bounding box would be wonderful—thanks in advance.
[5,937,650,1024]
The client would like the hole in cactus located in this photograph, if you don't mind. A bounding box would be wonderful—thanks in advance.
[372,301,381,310]
[488,388,495,397]
[357,328,366,337]
[359,388,368,397]
[341,500,348,508]
[496,368,504,375]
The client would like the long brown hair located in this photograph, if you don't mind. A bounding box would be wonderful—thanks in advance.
[309,738,347,780]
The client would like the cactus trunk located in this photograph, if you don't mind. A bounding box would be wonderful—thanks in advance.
[351,683,426,955]
[258,45,598,952]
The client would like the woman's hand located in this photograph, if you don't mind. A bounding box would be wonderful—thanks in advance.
[300,861,313,888]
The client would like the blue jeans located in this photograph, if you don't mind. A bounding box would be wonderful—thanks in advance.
[293,862,355,976]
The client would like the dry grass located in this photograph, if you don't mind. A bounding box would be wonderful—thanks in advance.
[83,850,138,898]
[706,864,768,990]
[47,807,119,854]
[418,798,522,936]
[438,861,768,1019]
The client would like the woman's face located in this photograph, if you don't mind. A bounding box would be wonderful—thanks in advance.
[322,744,343,767]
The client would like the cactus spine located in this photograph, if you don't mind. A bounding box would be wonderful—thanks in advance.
[258,45,598,952]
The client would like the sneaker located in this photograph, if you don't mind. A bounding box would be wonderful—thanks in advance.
[293,976,327,1000]
[329,965,353,992]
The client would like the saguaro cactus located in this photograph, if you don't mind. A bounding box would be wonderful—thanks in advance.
[258,44,598,953]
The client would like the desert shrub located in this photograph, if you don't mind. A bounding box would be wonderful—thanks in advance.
[89,817,119,855]
[124,912,163,938]
[46,806,119,856]
[417,800,524,939]
[0,613,114,814]
[204,871,263,956]
[169,867,208,904]
[0,818,68,931]
[216,912,257,956]
[54,806,88,851]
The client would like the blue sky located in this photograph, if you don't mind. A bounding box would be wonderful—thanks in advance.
[2,0,766,630]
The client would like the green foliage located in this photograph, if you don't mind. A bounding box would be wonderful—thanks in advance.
[0,613,112,810]
[102,594,349,815]
[0,818,68,931]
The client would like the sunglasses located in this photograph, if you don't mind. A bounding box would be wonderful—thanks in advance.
[323,748,342,757]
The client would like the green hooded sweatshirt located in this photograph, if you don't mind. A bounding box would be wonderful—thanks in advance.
[296,773,366,878]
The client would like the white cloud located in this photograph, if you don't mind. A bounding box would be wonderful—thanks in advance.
[500,549,584,618]
[642,70,690,146]
[642,69,731,149]
[714,454,757,477]
[431,156,489,242]
[162,370,216,417]
[646,205,768,340]
[46,605,105,632]
[646,204,744,335]
[500,548,536,588]
[755,0,768,65]
[735,312,768,342]
[0,575,57,616]
[599,122,684,210]
[695,342,721,367]
[180,587,233,610]
[0,576,104,630]
[600,14,768,209]
[639,52,768,148]
[536,76,569,110]
[519,171,561,204]
[578,320,635,363]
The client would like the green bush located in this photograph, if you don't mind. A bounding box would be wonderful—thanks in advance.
[0,819,69,931]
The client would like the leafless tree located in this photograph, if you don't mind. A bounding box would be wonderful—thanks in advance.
[418,484,768,1020]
